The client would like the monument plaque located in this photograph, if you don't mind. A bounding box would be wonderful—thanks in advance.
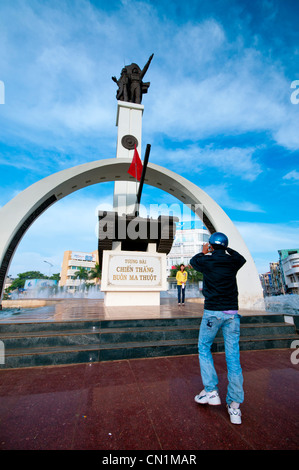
[101,250,167,306]
[102,252,164,289]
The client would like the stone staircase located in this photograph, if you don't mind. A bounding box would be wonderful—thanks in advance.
[0,314,298,369]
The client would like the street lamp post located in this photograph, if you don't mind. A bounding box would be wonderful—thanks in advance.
[44,260,53,278]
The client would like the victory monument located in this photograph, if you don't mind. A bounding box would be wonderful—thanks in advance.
[0,54,264,310]
[100,54,178,306]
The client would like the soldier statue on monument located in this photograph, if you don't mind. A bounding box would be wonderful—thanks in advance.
[112,53,154,104]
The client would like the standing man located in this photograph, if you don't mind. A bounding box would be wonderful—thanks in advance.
[190,232,246,424]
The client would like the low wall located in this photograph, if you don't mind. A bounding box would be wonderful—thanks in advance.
[2,299,63,309]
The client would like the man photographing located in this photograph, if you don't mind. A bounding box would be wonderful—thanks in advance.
[190,232,246,424]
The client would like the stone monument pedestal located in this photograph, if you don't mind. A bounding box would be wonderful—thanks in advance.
[113,101,144,215]
[101,245,167,307]
[104,291,160,307]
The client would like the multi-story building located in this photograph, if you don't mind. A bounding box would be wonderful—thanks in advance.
[166,225,210,276]
[269,262,285,295]
[278,249,299,295]
[259,272,272,297]
[59,250,99,292]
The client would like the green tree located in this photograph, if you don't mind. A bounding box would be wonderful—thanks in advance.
[74,267,89,287]
[169,264,203,283]
[6,271,48,292]
[89,263,101,284]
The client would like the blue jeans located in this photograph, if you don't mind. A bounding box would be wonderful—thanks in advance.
[177,285,185,303]
[198,309,244,405]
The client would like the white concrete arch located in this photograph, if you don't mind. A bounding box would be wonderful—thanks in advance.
[0,158,263,308]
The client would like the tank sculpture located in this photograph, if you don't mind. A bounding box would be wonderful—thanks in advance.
[98,212,178,269]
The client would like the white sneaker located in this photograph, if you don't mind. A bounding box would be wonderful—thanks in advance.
[227,404,242,424]
[194,389,221,405]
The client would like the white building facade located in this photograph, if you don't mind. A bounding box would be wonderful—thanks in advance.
[279,249,299,294]
[59,250,98,291]
[166,226,210,276]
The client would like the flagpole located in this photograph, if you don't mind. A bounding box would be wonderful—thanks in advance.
[135,143,151,216]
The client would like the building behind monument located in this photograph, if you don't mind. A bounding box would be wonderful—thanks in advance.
[59,250,99,292]
[260,248,299,296]
[166,226,209,276]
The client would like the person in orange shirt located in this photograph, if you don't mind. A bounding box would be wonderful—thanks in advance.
[176,264,188,306]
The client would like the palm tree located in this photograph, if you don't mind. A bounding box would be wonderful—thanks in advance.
[74,267,89,290]
[89,263,102,285]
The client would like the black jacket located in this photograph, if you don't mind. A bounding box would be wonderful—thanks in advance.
[190,247,246,311]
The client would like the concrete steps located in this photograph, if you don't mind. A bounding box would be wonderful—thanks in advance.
[0,314,298,369]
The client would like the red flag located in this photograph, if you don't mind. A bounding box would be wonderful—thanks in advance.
[127,145,143,181]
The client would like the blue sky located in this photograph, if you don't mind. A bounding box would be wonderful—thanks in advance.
[0,0,298,277]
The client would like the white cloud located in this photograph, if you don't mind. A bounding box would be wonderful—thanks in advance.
[8,190,113,276]
[235,221,299,272]
[9,251,62,278]
[236,221,299,253]
[283,170,299,183]
[0,154,48,172]
[0,0,118,142]
[153,144,262,182]
[1,0,298,153]
[148,47,297,150]
[202,184,264,212]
